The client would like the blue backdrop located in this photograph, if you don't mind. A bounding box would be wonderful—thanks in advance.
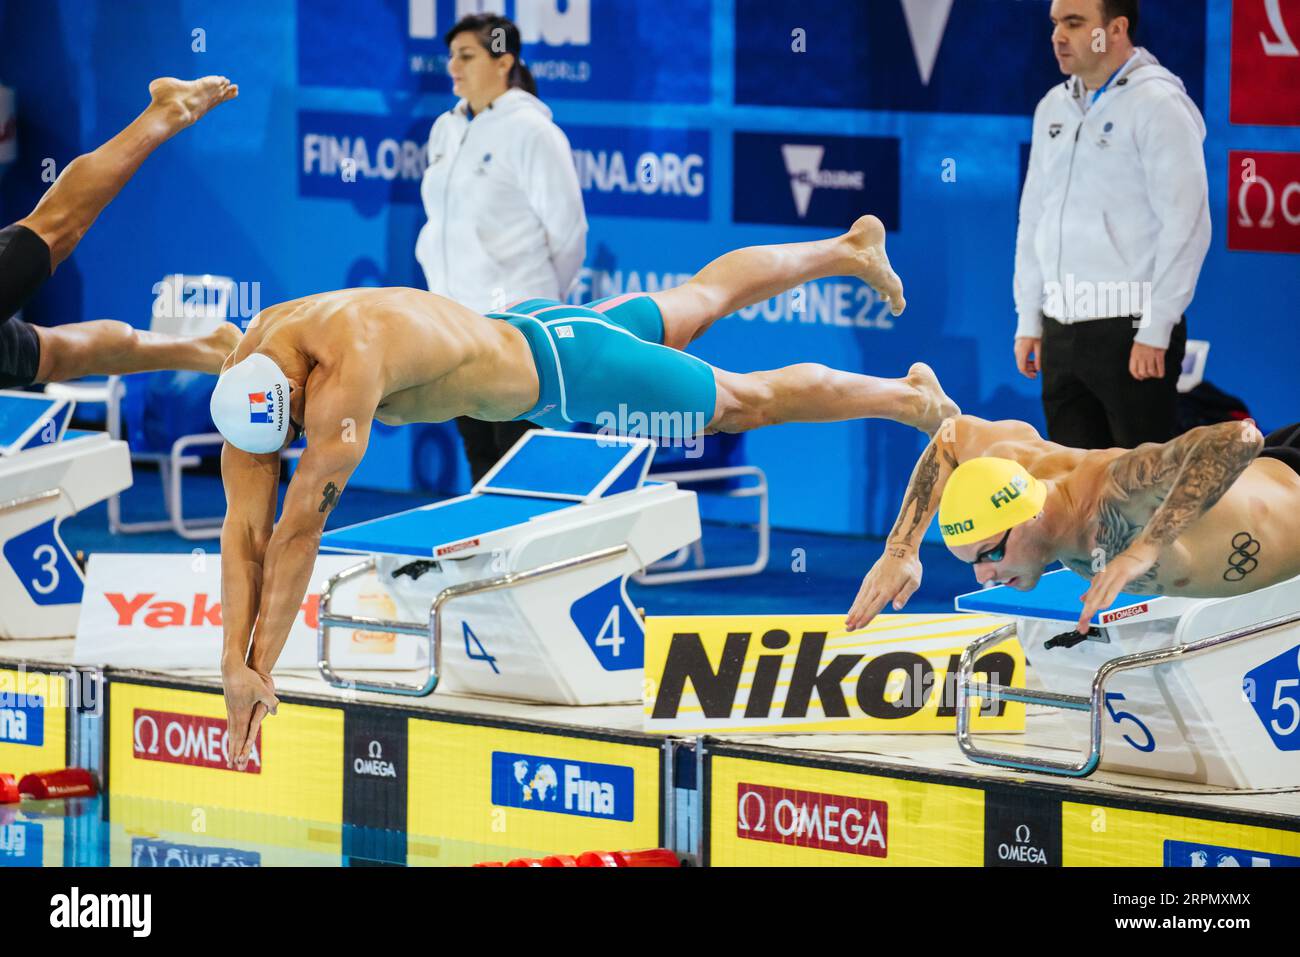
[1,0,1296,537]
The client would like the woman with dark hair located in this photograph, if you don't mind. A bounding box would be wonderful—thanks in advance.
[415,13,587,482]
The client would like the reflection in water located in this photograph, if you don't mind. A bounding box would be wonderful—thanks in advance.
[0,795,551,867]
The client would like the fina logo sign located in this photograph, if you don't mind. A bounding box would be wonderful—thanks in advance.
[781,145,865,219]
[490,750,634,821]
[408,0,591,46]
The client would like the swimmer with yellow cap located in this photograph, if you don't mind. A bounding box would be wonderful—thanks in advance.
[847,415,1300,634]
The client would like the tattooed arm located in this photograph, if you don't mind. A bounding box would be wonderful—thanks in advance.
[1075,420,1264,630]
[846,416,967,629]
[244,379,379,681]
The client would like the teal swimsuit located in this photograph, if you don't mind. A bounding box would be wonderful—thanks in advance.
[488,295,717,440]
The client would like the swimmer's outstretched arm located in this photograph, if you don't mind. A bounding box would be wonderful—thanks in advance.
[219,441,283,766]
[845,420,963,630]
[219,377,380,769]
[1076,419,1264,631]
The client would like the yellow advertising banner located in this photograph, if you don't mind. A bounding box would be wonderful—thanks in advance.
[1062,802,1300,867]
[108,682,344,823]
[644,613,1022,733]
[0,667,69,778]
[709,754,985,866]
[407,719,660,857]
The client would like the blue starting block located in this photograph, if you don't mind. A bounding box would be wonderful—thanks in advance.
[317,430,701,704]
[953,568,1300,788]
[0,390,132,638]
[955,567,1194,628]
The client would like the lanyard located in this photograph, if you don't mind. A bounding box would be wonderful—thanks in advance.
[1090,61,1128,105]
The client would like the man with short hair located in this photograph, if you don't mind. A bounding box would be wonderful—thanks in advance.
[846,415,1300,634]
[1013,0,1210,448]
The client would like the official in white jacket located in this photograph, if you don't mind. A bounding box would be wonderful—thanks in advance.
[1013,0,1210,449]
[415,12,588,480]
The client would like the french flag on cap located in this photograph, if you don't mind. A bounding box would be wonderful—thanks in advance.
[248,390,273,423]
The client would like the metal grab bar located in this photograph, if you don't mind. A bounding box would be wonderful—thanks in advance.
[0,488,61,516]
[956,611,1300,777]
[317,544,630,697]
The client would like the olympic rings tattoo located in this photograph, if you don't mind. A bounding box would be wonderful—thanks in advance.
[1223,531,1260,582]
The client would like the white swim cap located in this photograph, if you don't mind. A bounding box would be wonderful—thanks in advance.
[210,353,292,453]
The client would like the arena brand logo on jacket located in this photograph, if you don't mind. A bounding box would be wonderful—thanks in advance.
[737,783,888,857]
[733,132,899,231]
[489,751,634,821]
[132,708,261,773]
[1229,150,1300,254]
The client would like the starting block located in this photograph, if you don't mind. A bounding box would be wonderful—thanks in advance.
[317,430,701,705]
[0,391,131,638]
[954,568,1300,789]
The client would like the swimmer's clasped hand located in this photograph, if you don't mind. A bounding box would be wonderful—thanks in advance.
[1076,542,1159,634]
[222,664,279,771]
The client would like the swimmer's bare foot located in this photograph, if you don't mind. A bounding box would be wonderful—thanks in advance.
[199,322,243,374]
[841,214,906,317]
[906,362,960,435]
[146,76,238,138]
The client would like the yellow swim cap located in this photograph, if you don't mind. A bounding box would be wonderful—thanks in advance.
[938,457,1047,547]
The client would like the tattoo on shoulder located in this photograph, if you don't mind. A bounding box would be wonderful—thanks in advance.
[319,482,342,513]
[1092,499,1161,590]
[1223,531,1260,583]
[1106,424,1260,548]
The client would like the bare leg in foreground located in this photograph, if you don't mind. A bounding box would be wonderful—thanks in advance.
[13,77,242,379]
[650,215,957,435]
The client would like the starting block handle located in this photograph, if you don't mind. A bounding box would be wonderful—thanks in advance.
[316,544,631,697]
[956,610,1300,778]
[0,488,62,516]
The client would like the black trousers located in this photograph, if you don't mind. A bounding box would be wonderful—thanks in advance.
[455,416,539,484]
[1040,315,1187,449]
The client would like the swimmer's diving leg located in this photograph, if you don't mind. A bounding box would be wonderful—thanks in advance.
[649,214,906,350]
[33,319,241,382]
[17,76,238,270]
[708,360,958,437]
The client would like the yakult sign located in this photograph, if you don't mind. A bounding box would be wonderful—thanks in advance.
[736,783,888,858]
[75,554,424,670]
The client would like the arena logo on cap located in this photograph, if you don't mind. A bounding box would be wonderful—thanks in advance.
[737,783,888,857]
[941,519,975,537]
[490,751,634,821]
[132,708,261,773]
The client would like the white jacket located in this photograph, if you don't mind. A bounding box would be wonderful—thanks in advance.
[1013,49,1210,349]
[415,89,588,314]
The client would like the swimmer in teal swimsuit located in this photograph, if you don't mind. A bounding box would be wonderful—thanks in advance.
[212,213,959,763]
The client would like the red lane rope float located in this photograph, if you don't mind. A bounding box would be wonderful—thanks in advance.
[474,848,680,868]
[0,768,98,803]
